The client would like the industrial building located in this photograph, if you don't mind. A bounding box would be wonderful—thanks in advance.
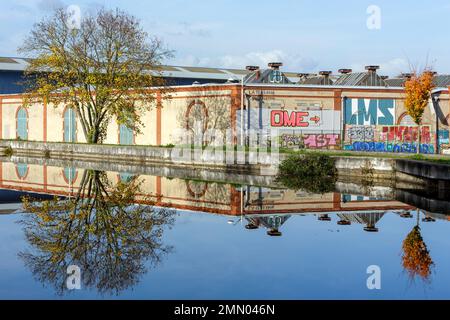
[0,57,449,154]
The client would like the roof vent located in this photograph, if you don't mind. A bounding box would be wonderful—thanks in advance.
[381,75,389,80]
[319,71,332,77]
[297,73,310,79]
[246,65,259,71]
[192,81,200,85]
[268,62,283,70]
[401,73,413,79]
[226,78,239,83]
[338,68,352,74]
[365,65,380,73]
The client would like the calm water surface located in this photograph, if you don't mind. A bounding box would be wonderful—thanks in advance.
[0,160,449,299]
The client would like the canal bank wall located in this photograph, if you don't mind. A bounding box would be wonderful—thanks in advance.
[1,140,449,187]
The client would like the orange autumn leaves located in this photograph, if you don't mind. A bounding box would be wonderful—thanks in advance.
[401,225,434,281]
[404,71,435,126]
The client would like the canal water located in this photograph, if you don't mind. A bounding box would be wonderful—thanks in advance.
[0,159,449,299]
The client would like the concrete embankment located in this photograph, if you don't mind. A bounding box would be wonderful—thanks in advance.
[1,140,450,188]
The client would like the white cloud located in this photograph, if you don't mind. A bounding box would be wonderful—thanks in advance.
[37,0,65,11]
[174,50,318,71]
[350,58,410,77]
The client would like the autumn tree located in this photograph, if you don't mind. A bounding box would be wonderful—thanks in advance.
[19,8,172,143]
[404,70,435,153]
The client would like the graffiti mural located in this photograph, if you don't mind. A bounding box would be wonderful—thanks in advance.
[346,126,375,141]
[380,126,431,144]
[438,130,449,145]
[268,109,340,132]
[344,99,395,125]
[281,134,339,149]
[344,124,435,154]
[271,110,323,127]
[344,141,435,154]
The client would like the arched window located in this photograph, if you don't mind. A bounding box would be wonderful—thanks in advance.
[16,163,28,179]
[16,107,28,140]
[119,172,135,183]
[64,108,76,142]
[119,124,133,145]
[398,113,415,126]
[63,167,77,184]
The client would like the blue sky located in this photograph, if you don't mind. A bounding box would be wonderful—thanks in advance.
[1,0,450,76]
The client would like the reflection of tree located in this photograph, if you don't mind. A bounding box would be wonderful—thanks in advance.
[19,170,175,295]
[401,210,434,281]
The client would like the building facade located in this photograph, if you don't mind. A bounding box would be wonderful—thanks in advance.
[0,61,449,154]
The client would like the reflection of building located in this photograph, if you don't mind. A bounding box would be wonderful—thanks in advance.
[245,215,291,236]
[1,58,449,153]
[0,161,415,217]
[337,212,385,232]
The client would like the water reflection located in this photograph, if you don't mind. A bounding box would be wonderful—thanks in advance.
[18,170,175,295]
[401,210,434,282]
[0,160,448,296]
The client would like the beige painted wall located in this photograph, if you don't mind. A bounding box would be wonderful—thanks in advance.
[0,86,448,146]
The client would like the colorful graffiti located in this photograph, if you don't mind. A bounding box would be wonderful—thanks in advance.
[271,110,318,127]
[346,126,375,141]
[281,134,339,149]
[344,99,395,125]
[380,126,431,143]
[344,141,435,154]
[438,130,449,145]
[344,124,436,153]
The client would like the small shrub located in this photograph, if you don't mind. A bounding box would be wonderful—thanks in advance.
[43,149,51,159]
[276,152,337,193]
[3,146,13,157]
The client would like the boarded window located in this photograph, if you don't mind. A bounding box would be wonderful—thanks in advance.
[119,124,134,145]
[16,108,27,140]
[64,108,76,142]
[64,167,77,184]
[16,163,28,179]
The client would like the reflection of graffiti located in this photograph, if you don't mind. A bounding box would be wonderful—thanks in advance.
[346,126,375,141]
[344,141,435,154]
[381,126,431,143]
[345,99,395,125]
[438,130,449,144]
[280,134,339,149]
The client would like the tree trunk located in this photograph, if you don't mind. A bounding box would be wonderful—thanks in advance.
[417,124,421,154]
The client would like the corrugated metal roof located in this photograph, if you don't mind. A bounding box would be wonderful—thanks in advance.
[434,75,450,87]
[384,78,405,87]
[243,69,292,84]
[1,56,448,88]
[0,56,306,83]
[333,72,388,87]
[385,75,450,88]
[299,76,333,85]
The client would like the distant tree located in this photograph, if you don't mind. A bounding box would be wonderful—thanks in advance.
[404,70,435,153]
[19,8,172,143]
